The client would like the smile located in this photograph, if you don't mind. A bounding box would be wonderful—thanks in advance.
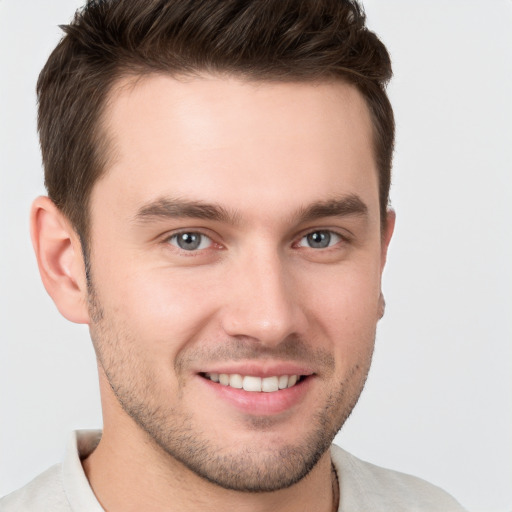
[203,373,304,392]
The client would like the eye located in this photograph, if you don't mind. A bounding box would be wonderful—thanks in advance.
[298,230,342,249]
[168,232,213,251]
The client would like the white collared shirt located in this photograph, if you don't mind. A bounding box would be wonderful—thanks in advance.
[0,430,466,511]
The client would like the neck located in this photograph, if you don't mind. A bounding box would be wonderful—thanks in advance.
[82,424,337,512]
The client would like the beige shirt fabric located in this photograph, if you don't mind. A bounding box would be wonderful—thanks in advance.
[0,430,467,511]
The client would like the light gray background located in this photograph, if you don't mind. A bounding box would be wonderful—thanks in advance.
[1,1,511,511]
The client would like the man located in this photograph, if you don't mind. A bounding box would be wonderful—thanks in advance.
[1,1,467,510]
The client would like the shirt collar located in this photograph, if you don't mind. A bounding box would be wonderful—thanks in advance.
[61,430,104,511]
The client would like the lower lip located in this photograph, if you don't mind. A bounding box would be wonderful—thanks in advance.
[198,375,313,416]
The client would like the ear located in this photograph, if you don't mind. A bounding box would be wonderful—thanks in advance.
[30,196,90,324]
[377,210,395,320]
[380,208,395,272]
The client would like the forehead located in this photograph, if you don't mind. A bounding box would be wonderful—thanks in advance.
[94,74,378,225]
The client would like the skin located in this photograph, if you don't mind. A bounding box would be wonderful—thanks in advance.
[31,74,394,512]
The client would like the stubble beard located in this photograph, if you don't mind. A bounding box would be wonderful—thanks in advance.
[87,282,374,493]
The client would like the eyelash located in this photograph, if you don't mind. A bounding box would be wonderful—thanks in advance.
[166,231,218,253]
[295,230,345,250]
[164,228,349,254]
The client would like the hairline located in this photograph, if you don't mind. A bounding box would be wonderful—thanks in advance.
[79,69,389,258]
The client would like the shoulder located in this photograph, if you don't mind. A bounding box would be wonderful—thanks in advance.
[330,444,467,512]
[0,464,72,512]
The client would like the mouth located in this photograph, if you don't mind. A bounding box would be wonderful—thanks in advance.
[198,368,314,416]
[201,372,306,392]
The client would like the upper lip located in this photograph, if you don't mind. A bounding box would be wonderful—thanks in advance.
[196,362,315,378]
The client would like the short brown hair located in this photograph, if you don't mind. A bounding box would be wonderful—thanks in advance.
[37,0,394,244]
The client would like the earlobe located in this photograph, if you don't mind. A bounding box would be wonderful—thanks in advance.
[30,196,90,324]
[378,292,386,319]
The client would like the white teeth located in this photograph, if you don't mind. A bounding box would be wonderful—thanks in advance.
[243,376,262,392]
[229,374,243,389]
[205,373,301,392]
[262,376,279,392]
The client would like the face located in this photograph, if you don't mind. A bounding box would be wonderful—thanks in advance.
[86,74,392,492]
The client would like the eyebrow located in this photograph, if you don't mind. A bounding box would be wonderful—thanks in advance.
[133,194,368,226]
[134,198,240,225]
[295,194,368,224]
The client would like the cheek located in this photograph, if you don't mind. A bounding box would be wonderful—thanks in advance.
[92,261,222,358]
[301,260,381,354]
[306,257,381,311]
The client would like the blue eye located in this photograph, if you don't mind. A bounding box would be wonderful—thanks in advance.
[169,232,212,251]
[298,230,342,249]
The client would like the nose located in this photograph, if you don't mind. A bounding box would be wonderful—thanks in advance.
[220,248,306,347]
